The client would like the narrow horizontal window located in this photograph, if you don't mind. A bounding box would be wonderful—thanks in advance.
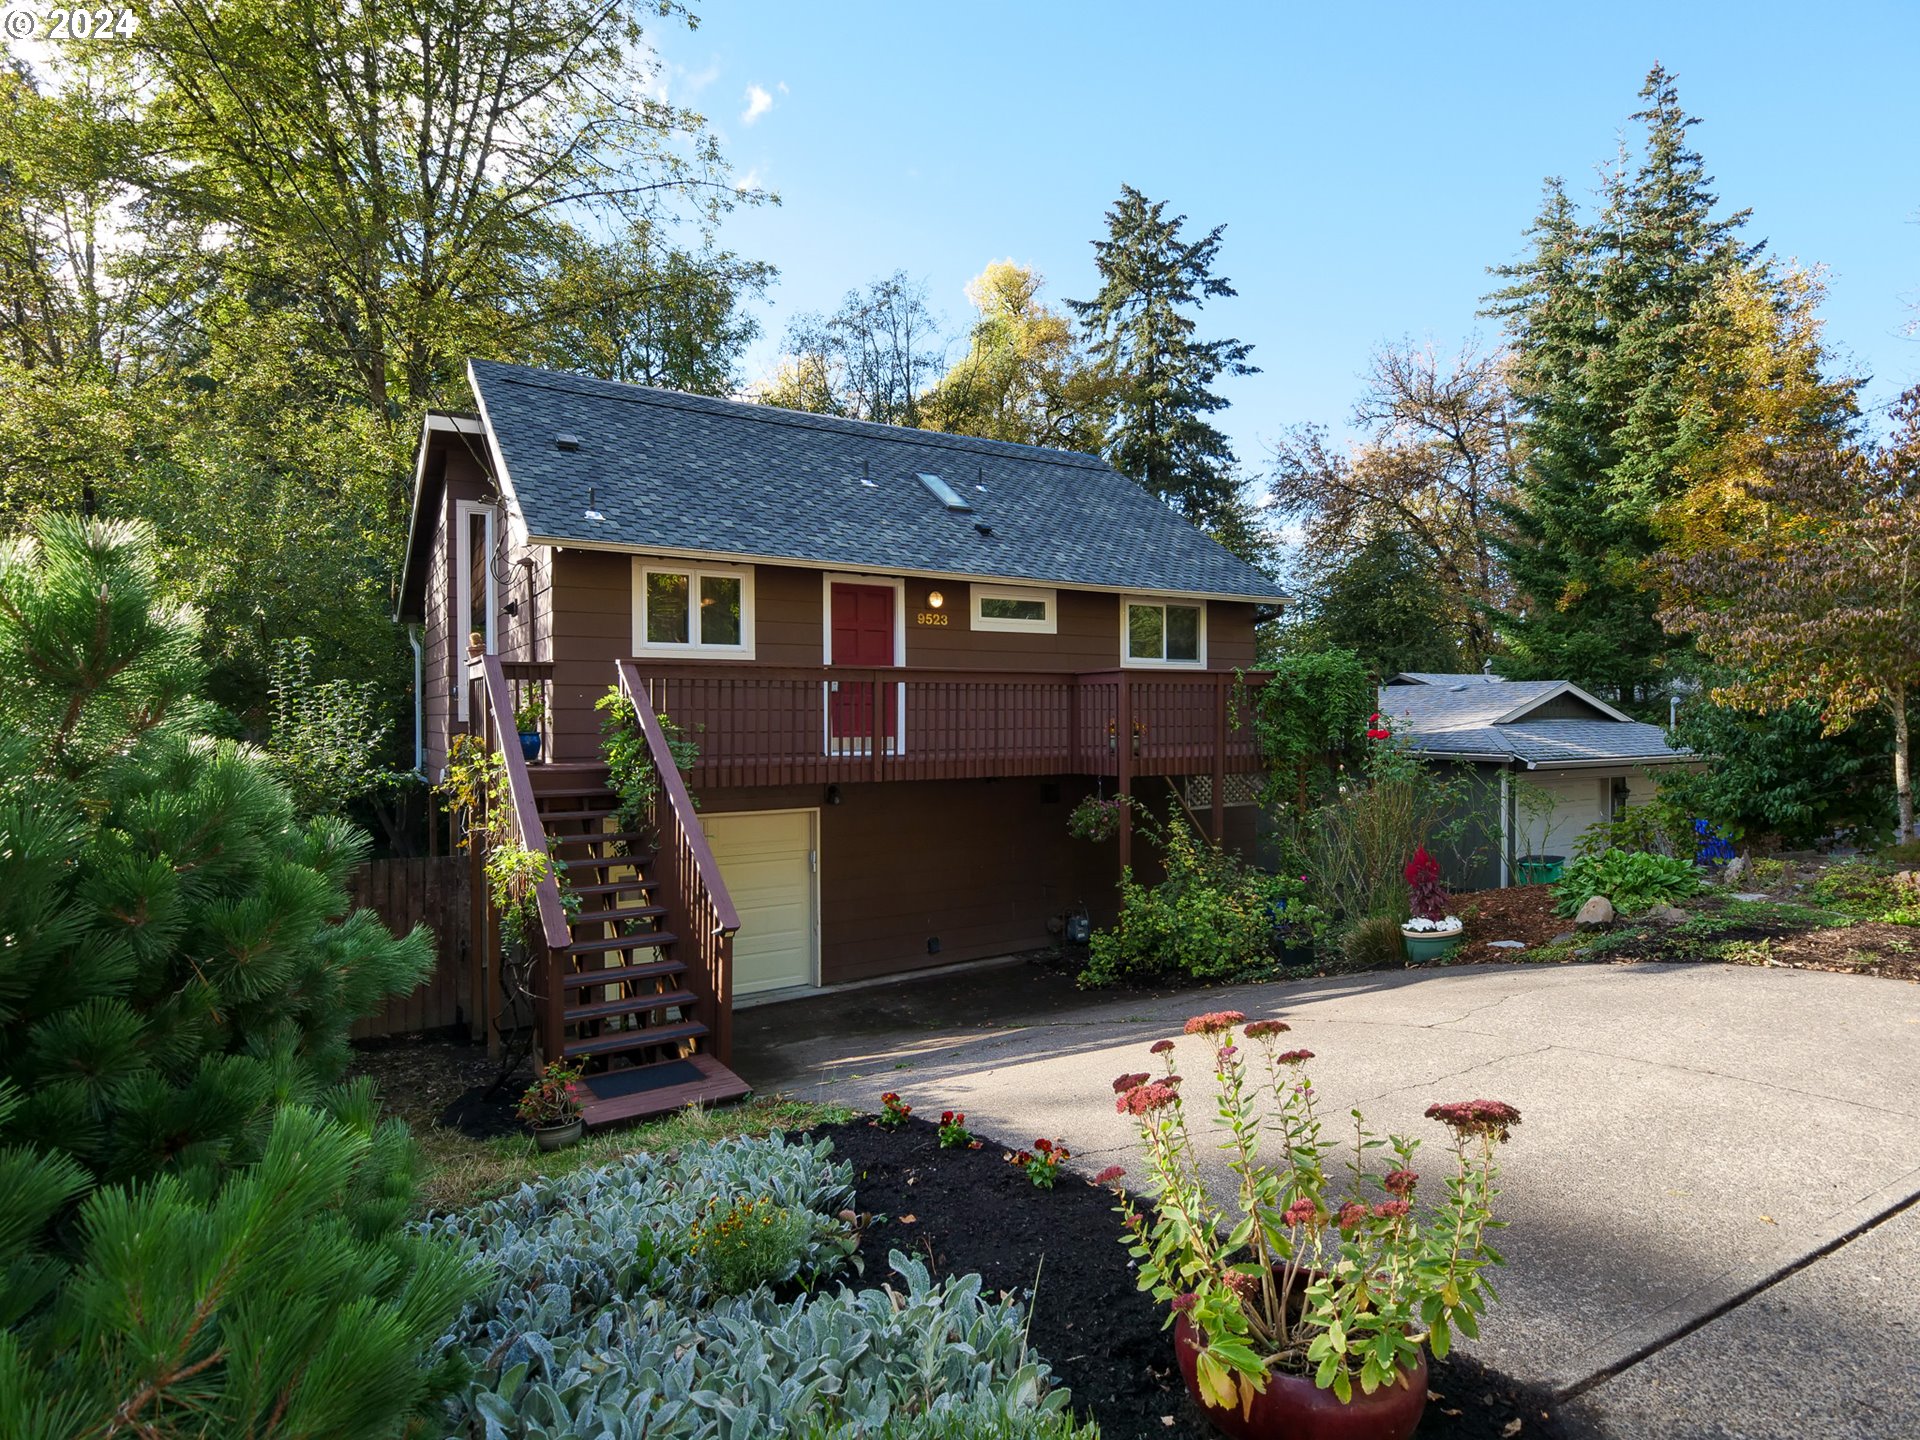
[972,584,1056,634]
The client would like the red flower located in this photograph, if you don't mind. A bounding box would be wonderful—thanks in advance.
[1171,1292,1199,1314]
[1112,1071,1151,1094]
[941,1110,955,1123]
[1224,1270,1261,1300]
[1425,1099,1522,1141]
[1373,1199,1411,1221]
[1283,1197,1319,1227]
[1150,1039,1177,1055]
[1336,1201,1370,1231]
[881,1092,899,1103]
[1275,1049,1315,1066]
[1093,1165,1127,1185]
[1383,1169,1419,1196]
[1034,1138,1054,1154]
[1184,1011,1247,1036]
[1244,1019,1291,1039]
[1117,1082,1180,1116]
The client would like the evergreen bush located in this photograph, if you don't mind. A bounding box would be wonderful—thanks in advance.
[0,517,469,1437]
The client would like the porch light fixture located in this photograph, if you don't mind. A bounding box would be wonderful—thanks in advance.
[927,590,944,609]
[825,784,842,806]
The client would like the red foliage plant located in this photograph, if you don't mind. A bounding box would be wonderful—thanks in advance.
[1405,845,1450,921]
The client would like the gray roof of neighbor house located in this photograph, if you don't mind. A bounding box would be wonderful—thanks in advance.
[463,360,1288,602]
[1378,673,1691,767]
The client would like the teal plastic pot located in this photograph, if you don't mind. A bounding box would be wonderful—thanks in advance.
[1514,855,1564,885]
[1400,927,1464,964]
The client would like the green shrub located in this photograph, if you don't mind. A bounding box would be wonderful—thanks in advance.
[1340,915,1407,971]
[0,516,466,1434]
[1080,815,1307,986]
[1809,859,1912,921]
[431,1137,1083,1438]
[691,1194,820,1295]
[1552,850,1703,916]
[1572,793,1701,860]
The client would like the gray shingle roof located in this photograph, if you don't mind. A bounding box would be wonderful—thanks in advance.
[1378,679,1692,766]
[468,361,1286,601]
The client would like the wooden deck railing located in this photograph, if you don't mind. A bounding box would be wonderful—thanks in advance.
[615,659,741,1063]
[625,663,1267,790]
[470,655,570,1063]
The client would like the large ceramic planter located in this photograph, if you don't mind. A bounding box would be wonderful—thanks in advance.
[518,731,543,763]
[532,1118,584,1152]
[1400,925,1464,964]
[1174,1315,1428,1440]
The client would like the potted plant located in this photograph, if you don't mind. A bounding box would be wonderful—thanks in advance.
[517,1060,587,1150]
[514,691,546,763]
[1067,791,1131,842]
[1399,846,1463,962]
[1114,1014,1521,1439]
[1511,776,1563,884]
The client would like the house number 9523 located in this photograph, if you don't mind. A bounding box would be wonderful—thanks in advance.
[915,611,948,626]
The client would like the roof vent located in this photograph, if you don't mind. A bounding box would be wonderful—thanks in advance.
[555,432,581,451]
[974,521,994,537]
[917,472,973,513]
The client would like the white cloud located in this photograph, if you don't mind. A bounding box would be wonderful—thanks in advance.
[741,82,778,125]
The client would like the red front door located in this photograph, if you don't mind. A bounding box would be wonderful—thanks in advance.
[829,583,896,747]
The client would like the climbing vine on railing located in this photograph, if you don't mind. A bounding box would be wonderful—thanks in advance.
[597,686,699,848]
[442,733,567,948]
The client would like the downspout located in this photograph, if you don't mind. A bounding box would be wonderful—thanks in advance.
[407,624,426,777]
[1498,764,1512,889]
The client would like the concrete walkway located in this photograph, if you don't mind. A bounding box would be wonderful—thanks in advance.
[735,959,1920,1438]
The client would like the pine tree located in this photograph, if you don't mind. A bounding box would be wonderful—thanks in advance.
[0,517,469,1436]
[1070,186,1258,527]
[1486,66,1775,708]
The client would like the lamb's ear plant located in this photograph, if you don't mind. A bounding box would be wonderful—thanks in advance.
[1113,1013,1520,1413]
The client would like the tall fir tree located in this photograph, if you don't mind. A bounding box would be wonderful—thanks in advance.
[1069,186,1258,529]
[1485,66,1767,708]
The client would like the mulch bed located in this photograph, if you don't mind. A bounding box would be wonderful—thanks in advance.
[809,1116,1578,1440]
[1454,886,1573,960]
[348,1032,533,1138]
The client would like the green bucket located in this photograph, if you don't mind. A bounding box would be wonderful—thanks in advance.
[1514,856,1565,886]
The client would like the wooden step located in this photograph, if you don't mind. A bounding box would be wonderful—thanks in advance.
[535,807,617,824]
[531,784,617,800]
[569,903,669,931]
[563,1018,707,1061]
[551,830,653,849]
[561,958,685,990]
[561,852,657,873]
[565,931,677,958]
[564,987,697,1024]
[569,879,660,898]
[579,1053,752,1128]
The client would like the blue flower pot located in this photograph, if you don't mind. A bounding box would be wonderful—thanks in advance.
[518,731,542,763]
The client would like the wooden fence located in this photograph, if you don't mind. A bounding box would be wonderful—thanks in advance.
[347,856,473,1040]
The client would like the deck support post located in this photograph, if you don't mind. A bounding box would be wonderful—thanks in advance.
[1117,672,1133,876]
[1211,677,1228,844]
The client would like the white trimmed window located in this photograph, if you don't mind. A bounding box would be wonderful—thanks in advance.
[453,500,496,720]
[971,584,1056,634]
[1122,597,1206,667]
[632,560,755,657]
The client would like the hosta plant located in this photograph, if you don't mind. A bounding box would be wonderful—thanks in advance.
[1551,848,1702,916]
[1113,1013,1520,1412]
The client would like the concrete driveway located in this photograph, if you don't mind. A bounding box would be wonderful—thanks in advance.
[735,959,1920,1439]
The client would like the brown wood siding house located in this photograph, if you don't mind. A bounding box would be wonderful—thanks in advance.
[394,362,1285,1120]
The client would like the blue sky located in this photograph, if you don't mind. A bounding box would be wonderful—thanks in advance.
[655,2,1920,462]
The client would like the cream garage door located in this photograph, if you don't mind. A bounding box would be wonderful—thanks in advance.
[703,810,817,996]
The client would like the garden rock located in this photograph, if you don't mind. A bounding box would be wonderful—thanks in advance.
[1724,855,1746,883]
[1733,892,1769,903]
[1643,903,1690,925]
[1488,940,1528,949]
[1574,896,1616,932]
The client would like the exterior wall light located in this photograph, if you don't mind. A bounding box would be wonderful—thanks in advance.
[927,590,944,609]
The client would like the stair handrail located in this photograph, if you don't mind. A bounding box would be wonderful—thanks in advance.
[614,659,741,937]
[478,656,573,952]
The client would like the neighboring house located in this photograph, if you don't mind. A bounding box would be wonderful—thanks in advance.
[395,360,1286,1122]
[1377,672,1695,889]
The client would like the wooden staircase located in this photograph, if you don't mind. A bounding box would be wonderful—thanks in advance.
[469,655,750,1130]
[529,763,750,1126]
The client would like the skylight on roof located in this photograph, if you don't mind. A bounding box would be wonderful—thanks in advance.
[917,472,973,512]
